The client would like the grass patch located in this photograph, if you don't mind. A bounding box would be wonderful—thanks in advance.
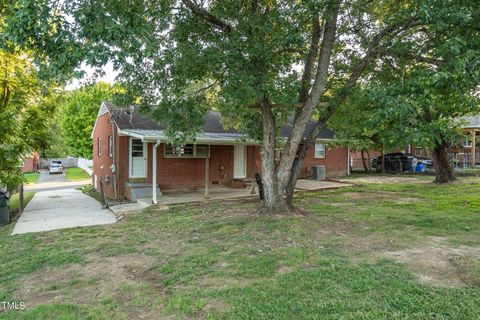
[0,175,479,319]
[23,172,40,184]
[9,192,35,214]
[454,256,480,286]
[78,184,101,202]
[65,167,90,181]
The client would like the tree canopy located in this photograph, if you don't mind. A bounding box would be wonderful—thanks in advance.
[60,82,122,159]
[0,50,51,191]
[3,0,480,209]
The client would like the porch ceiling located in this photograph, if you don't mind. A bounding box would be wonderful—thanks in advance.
[118,128,260,145]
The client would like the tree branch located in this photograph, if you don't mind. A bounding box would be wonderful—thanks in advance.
[276,0,341,190]
[298,15,322,105]
[284,16,425,197]
[181,0,232,33]
[407,54,444,66]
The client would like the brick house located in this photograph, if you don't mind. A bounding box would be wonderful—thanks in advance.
[91,102,349,202]
[20,152,39,173]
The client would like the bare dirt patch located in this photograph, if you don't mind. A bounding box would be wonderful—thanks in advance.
[383,238,480,287]
[340,191,422,203]
[204,299,231,313]
[340,176,426,184]
[14,253,161,308]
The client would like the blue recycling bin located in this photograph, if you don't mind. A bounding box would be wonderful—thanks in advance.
[416,162,426,173]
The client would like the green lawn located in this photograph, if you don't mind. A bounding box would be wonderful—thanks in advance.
[23,172,40,184]
[65,167,91,181]
[78,184,102,202]
[9,192,35,214]
[0,176,479,319]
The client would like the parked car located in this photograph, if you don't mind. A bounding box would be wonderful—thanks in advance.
[371,153,419,173]
[49,160,64,174]
[421,159,434,168]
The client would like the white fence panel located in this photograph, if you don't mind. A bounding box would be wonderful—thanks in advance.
[77,158,93,176]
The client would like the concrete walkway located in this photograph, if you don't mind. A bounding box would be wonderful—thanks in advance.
[294,179,352,191]
[108,179,352,216]
[12,189,116,235]
[24,180,91,193]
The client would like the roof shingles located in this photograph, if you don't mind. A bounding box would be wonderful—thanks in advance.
[104,101,335,140]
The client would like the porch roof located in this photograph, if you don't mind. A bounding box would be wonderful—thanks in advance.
[103,101,337,141]
[458,115,480,129]
[118,128,257,144]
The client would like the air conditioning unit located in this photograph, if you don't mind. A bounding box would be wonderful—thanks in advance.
[312,165,326,180]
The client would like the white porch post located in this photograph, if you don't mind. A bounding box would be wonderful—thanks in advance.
[472,130,476,167]
[152,140,161,204]
[204,145,210,199]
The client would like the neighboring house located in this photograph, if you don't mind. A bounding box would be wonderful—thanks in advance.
[91,102,349,202]
[351,115,480,172]
[350,150,382,171]
[409,115,480,167]
[20,152,39,173]
[450,115,480,167]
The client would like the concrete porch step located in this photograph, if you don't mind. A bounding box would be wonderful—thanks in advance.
[130,187,161,201]
[109,201,149,218]
[231,178,254,189]
[126,182,162,201]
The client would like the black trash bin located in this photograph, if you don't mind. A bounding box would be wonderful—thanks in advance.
[0,191,10,226]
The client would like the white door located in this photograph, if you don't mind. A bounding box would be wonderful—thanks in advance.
[130,138,147,178]
[234,145,246,178]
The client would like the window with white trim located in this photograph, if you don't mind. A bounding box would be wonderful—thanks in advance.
[164,144,209,158]
[463,139,472,148]
[314,143,325,158]
[98,137,102,157]
[109,136,113,157]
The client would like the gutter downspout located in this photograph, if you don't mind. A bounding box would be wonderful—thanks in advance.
[111,120,117,199]
[152,140,161,205]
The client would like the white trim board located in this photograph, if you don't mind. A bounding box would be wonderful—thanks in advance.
[90,102,111,139]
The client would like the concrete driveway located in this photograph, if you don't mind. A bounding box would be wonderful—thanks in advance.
[12,189,116,235]
[37,169,66,183]
[25,169,90,192]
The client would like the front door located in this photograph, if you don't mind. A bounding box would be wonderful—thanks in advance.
[234,145,246,178]
[130,138,147,178]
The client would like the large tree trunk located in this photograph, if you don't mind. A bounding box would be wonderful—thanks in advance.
[276,1,339,195]
[259,100,293,214]
[361,149,370,173]
[432,141,455,183]
[366,150,371,173]
[282,14,422,209]
[284,142,309,208]
[260,0,340,214]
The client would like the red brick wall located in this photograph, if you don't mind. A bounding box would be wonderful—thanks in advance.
[145,144,262,190]
[92,113,115,198]
[21,158,34,172]
[301,144,348,178]
[95,125,348,199]
[351,150,381,171]
[115,135,129,198]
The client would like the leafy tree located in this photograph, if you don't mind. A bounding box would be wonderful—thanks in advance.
[329,90,415,173]
[342,2,480,183]
[0,50,41,191]
[4,0,480,211]
[60,82,122,159]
